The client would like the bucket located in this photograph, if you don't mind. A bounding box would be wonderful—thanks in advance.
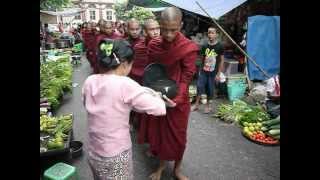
[227,74,247,101]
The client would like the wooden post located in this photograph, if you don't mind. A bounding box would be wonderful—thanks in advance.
[244,56,252,90]
[195,1,271,79]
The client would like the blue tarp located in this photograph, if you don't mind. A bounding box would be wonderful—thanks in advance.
[246,15,280,81]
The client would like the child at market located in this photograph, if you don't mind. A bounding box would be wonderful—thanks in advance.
[82,39,170,180]
[191,27,225,113]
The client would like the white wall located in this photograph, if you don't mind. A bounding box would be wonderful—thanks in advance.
[70,0,116,22]
[101,8,116,22]
[86,8,100,22]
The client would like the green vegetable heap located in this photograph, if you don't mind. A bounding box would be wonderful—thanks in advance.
[214,100,270,124]
[40,114,73,150]
[40,56,73,109]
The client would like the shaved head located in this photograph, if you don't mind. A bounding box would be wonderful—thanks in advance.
[127,18,140,28]
[144,19,159,29]
[143,19,160,39]
[161,7,182,22]
[127,18,141,39]
[160,7,183,42]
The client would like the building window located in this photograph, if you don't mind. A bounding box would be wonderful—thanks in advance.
[106,10,112,20]
[90,10,96,20]
[75,14,81,20]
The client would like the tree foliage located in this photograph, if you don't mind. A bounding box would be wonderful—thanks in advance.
[114,3,155,24]
[125,6,155,24]
[40,0,71,11]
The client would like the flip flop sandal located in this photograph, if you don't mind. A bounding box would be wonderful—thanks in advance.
[204,107,211,114]
[191,106,199,111]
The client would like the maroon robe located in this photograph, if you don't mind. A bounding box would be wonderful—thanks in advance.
[127,37,153,143]
[127,36,144,48]
[144,32,199,161]
[127,36,147,130]
[128,37,151,84]
[83,30,96,68]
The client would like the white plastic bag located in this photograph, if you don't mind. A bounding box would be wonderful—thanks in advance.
[219,73,226,83]
[265,75,280,97]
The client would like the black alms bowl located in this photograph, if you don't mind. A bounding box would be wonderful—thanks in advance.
[149,79,178,99]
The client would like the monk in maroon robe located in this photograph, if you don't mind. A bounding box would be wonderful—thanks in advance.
[83,23,97,70]
[126,18,145,129]
[128,19,161,155]
[147,8,199,180]
[126,18,144,48]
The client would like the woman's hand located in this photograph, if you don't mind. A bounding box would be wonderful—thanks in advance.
[162,95,177,108]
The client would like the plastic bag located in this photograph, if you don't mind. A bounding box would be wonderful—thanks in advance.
[265,75,280,97]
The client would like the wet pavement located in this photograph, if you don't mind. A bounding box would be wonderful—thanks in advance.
[55,56,280,180]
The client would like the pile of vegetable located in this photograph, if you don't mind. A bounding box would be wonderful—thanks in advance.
[40,114,73,151]
[214,100,280,145]
[261,116,280,140]
[238,105,270,126]
[40,56,73,109]
[242,121,279,144]
[214,100,256,123]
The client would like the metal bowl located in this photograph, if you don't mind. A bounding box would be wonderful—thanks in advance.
[148,79,178,99]
[143,63,168,87]
[70,140,83,159]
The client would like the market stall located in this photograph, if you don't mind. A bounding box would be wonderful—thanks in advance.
[214,99,280,145]
[40,46,83,174]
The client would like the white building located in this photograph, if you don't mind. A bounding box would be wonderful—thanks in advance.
[71,0,117,23]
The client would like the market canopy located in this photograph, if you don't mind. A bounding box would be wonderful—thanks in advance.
[40,8,85,17]
[160,0,247,19]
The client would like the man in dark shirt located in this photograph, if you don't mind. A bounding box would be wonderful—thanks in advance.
[191,27,225,113]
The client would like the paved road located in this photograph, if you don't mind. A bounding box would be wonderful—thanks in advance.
[56,56,280,180]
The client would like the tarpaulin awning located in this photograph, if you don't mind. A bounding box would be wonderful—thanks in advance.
[40,8,85,17]
[160,0,247,19]
[246,15,280,81]
[145,6,168,12]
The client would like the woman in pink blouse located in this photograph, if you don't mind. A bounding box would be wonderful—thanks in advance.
[82,39,169,180]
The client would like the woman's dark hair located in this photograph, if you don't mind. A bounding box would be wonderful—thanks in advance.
[97,39,134,72]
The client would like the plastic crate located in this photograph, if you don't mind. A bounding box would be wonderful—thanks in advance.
[227,74,247,101]
[44,162,77,180]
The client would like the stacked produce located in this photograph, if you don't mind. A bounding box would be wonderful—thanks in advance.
[261,116,280,140]
[40,57,73,109]
[242,121,279,144]
[40,114,73,151]
[214,100,280,145]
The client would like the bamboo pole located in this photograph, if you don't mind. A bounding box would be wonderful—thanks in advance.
[195,1,271,79]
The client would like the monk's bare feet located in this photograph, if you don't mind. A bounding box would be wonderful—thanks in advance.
[150,161,166,180]
[149,170,162,180]
[146,149,155,158]
[174,169,189,180]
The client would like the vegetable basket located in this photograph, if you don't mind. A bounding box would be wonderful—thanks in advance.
[241,131,280,146]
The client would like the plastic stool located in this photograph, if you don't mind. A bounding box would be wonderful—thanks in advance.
[44,162,77,180]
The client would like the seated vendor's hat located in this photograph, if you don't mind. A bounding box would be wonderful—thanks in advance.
[143,63,178,99]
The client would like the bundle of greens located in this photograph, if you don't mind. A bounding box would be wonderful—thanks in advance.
[40,114,73,150]
[40,57,72,109]
[214,100,252,123]
[214,100,270,124]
